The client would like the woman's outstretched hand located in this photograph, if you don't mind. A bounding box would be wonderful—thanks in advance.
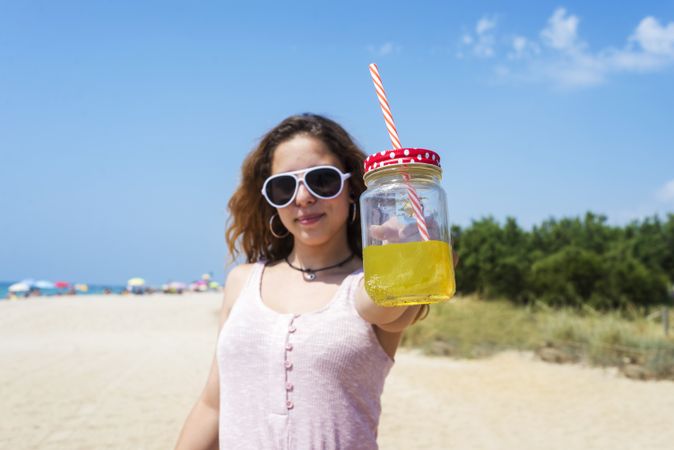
[368,216,420,242]
[368,216,442,243]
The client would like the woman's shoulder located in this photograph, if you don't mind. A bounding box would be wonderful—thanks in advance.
[220,263,260,313]
[226,262,257,277]
[224,262,260,289]
[217,262,264,325]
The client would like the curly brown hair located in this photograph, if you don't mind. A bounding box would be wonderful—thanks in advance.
[225,113,367,264]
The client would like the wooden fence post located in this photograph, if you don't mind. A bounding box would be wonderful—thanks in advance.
[666,288,674,338]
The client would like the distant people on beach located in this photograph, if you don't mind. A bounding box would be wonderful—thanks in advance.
[131,286,144,295]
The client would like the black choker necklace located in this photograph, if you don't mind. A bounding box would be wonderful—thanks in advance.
[284,253,355,281]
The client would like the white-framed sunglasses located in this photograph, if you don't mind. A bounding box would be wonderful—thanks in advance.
[261,165,352,208]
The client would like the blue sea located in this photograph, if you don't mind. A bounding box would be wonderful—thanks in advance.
[0,281,127,300]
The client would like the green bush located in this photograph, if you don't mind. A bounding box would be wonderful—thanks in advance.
[452,212,674,310]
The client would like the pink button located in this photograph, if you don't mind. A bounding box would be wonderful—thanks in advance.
[286,400,294,410]
[286,382,293,391]
[286,343,293,351]
[284,361,293,369]
[288,325,297,333]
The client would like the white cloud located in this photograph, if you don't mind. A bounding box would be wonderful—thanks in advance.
[459,15,497,58]
[477,17,496,35]
[458,8,674,88]
[607,48,666,72]
[541,8,582,52]
[630,17,674,55]
[539,54,606,87]
[367,42,400,57]
[474,36,495,58]
[379,42,395,56]
[587,17,674,76]
[508,35,541,60]
[513,36,527,53]
[657,179,674,203]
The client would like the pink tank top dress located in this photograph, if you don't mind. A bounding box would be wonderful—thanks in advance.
[216,261,394,450]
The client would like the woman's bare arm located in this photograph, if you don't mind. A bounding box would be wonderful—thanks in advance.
[174,264,252,450]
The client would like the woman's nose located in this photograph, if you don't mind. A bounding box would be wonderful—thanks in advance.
[294,180,316,206]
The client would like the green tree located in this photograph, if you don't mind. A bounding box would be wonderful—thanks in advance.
[450,212,673,310]
[530,246,604,307]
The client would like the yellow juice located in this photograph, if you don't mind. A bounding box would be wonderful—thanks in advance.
[363,240,456,306]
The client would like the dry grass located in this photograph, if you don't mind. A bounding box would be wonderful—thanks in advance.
[402,296,674,379]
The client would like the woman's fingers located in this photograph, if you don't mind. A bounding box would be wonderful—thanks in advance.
[369,224,399,241]
[369,216,404,241]
[399,222,420,241]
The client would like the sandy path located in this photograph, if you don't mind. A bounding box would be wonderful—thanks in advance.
[1,294,673,450]
[379,351,674,449]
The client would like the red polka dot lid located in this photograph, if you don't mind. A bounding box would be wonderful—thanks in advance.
[363,148,441,174]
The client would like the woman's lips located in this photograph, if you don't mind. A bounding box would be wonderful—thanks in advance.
[296,214,324,225]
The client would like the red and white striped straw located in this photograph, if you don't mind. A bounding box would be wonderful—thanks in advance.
[368,63,430,241]
[401,171,429,240]
[368,64,402,150]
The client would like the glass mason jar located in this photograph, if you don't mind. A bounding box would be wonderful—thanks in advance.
[359,148,456,306]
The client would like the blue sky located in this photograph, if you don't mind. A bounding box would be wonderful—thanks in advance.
[2,1,673,285]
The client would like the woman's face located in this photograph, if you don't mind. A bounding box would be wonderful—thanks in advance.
[270,134,352,248]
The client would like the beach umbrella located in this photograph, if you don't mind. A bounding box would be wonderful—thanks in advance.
[168,281,187,290]
[19,279,36,287]
[208,281,220,289]
[127,278,146,287]
[35,280,55,289]
[193,280,207,290]
[75,284,89,292]
[201,273,211,281]
[9,282,30,293]
[54,281,70,289]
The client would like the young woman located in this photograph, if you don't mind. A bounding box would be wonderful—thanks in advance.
[175,113,456,450]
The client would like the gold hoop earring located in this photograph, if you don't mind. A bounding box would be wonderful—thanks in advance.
[269,214,289,239]
[350,203,357,224]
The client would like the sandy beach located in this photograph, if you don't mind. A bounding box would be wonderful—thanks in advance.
[1,293,673,450]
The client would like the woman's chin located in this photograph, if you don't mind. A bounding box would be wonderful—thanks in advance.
[290,227,335,246]
[294,232,328,245]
